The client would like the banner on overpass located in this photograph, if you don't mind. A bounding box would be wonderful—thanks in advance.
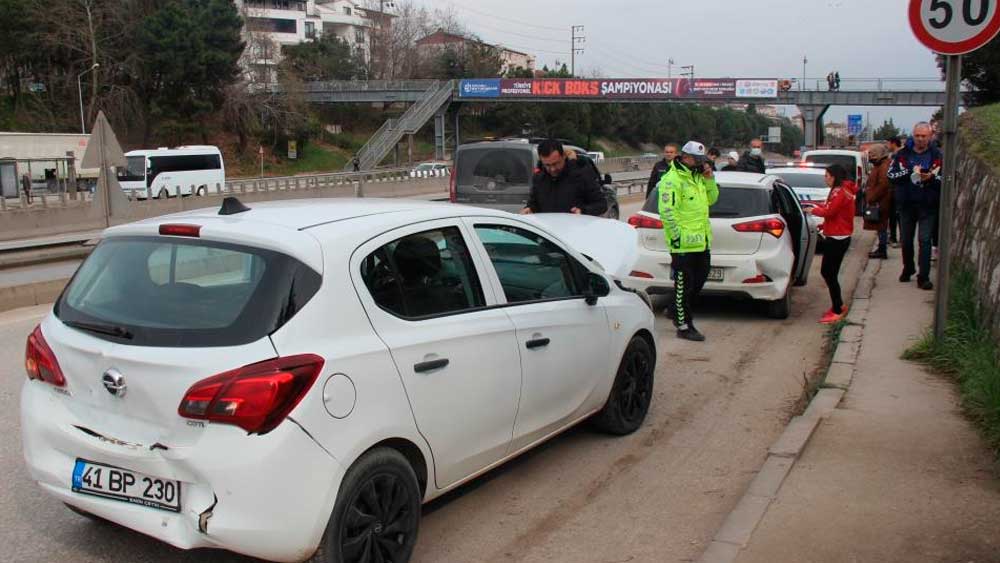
[458,78,779,100]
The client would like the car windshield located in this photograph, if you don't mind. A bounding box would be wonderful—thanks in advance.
[770,172,828,188]
[804,155,858,179]
[55,237,321,347]
[643,185,773,218]
[457,147,533,189]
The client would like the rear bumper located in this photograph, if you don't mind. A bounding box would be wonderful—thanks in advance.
[20,381,344,563]
[623,246,792,302]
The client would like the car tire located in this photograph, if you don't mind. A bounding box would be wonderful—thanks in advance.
[309,448,421,563]
[592,335,655,435]
[766,291,791,319]
[196,186,206,196]
[156,188,170,199]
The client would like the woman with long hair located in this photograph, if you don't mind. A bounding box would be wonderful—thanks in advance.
[808,163,858,324]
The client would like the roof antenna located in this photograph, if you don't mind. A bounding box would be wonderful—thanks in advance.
[219,196,251,216]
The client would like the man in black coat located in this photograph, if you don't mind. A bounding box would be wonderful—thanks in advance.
[646,143,678,198]
[737,138,767,174]
[521,139,608,216]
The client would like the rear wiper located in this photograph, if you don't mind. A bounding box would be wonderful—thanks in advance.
[63,319,134,340]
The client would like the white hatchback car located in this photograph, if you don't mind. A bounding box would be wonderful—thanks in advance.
[20,198,655,563]
[624,172,817,319]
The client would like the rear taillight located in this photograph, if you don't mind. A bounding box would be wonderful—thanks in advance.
[178,354,324,435]
[732,218,785,239]
[159,224,201,237]
[742,274,772,284]
[627,214,663,229]
[629,270,655,279]
[448,168,457,202]
[25,325,65,387]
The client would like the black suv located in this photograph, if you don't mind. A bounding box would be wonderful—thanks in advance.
[451,138,620,220]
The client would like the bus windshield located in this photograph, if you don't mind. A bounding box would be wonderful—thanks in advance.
[118,156,146,182]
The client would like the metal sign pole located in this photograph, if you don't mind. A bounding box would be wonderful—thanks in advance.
[934,53,962,340]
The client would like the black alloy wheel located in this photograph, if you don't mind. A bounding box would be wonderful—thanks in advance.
[341,473,416,562]
[592,336,656,435]
[313,448,421,563]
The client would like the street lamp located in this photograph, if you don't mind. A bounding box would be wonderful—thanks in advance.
[77,63,100,134]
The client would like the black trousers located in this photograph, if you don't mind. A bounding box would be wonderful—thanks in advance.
[899,206,936,282]
[670,250,711,329]
[888,199,899,242]
[821,237,851,314]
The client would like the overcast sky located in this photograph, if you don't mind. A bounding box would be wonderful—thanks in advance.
[411,0,943,132]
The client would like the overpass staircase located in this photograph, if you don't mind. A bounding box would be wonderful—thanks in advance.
[348,81,454,171]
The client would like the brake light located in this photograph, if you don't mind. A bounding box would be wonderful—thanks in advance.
[25,325,65,386]
[178,354,324,435]
[629,270,655,279]
[159,224,201,237]
[449,167,457,202]
[627,214,663,229]
[742,274,772,284]
[732,218,785,238]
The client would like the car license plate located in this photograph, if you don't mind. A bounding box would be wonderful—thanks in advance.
[707,267,725,282]
[72,459,181,512]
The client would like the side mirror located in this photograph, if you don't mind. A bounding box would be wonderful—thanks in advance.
[603,173,612,185]
[584,272,611,306]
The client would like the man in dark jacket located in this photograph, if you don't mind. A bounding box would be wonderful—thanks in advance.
[646,143,678,198]
[887,123,942,290]
[737,138,766,174]
[521,139,607,216]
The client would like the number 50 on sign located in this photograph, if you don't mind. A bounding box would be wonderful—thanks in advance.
[909,0,1000,54]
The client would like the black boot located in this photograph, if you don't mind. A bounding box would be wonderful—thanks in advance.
[677,325,706,342]
[869,250,888,259]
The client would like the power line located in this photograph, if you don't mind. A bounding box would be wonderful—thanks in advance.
[437,1,564,32]
[462,19,567,45]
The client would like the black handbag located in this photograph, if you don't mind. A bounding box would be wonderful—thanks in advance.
[863,203,881,223]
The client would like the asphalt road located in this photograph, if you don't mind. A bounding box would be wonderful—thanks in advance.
[0,206,874,563]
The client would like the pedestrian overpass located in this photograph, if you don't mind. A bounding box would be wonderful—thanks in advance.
[289,79,949,170]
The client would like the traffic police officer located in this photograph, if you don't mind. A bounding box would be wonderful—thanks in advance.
[658,141,718,342]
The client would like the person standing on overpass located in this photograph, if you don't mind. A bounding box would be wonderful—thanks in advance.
[658,141,718,342]
[737,138,766,174]
[647,143,678,198]
[521,139,607,216]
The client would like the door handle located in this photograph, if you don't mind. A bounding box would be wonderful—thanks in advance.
[525,337,550,349]
[414,358,449,373]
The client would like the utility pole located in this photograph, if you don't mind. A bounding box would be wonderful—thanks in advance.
[667,57,674,80]
[571,25,585,76]
[802,55,807,91]
[680,65,694,80]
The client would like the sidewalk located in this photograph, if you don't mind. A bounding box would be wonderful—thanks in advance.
[732,253,1000,562]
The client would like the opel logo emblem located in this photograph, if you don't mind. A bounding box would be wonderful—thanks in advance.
[102,368,127,398]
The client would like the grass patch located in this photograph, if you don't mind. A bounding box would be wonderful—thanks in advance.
[227,142,348,178]
[962,103,1000,175]
[904,268,1000,458]
[794,318,850,413]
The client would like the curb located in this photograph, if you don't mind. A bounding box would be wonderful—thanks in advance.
[697,238,882,563]
[0,278,70,314]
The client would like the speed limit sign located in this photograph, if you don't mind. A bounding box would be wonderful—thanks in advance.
[909,0,1000,54]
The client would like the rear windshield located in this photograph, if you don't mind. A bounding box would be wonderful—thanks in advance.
[769,172,827,188]
[804,155,858,179]
[456,147,534,189]
[643,185,773,218]
[55,237,321,347]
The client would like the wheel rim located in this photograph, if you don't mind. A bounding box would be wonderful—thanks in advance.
[340,472,416,563]
[617,346,653,424]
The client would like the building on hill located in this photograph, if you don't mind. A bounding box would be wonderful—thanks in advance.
[415,30,536,75]
[236,0,396,85]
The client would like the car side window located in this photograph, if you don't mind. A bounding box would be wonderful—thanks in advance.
[474,225,582,304]
[361,227,485,319]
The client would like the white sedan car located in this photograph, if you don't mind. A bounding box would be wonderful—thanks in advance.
[20,198,655,563]
[624,172,817,319]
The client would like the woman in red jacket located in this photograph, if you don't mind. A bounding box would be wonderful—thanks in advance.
[808,164,858,324]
